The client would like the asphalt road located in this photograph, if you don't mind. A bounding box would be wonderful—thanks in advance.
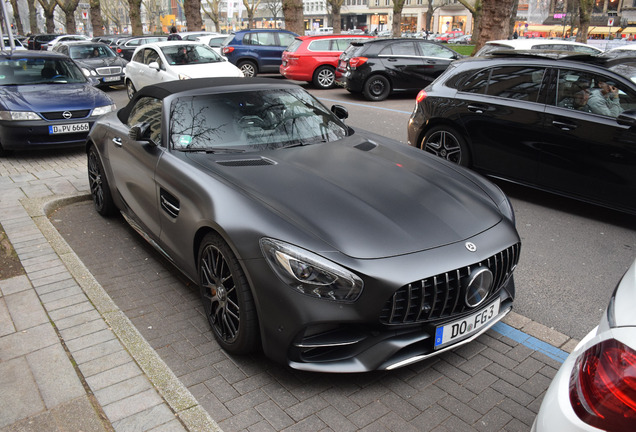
[103,80,636,340]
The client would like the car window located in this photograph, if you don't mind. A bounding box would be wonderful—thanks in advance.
[127,39,142,47]
[309,39,331,51]
[169,88,347,151]
[245,32,276,46]
[161,44,223,65]
[144,48,161,65]
[380,41,417,56]
[0,57,86,85]
[207,36,226,47]
[127,97,162,144]
[278,32,296,47]
[69,45,114,59]
[553,69,636,118]
[333,39,356,50]
[460,66,546,102]
[132,49,144,63]
[416,42,456,59]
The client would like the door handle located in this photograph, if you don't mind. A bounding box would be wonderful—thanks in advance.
[112,137,122,147]
[552,120,577,131]
[467,104,487,114]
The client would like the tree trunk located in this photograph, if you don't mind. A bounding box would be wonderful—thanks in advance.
[392,11,401,36]
[8,0,24,35]
[128,0,143,36]
[577,0,593,43]
[332,4,341,34]
[28,0,38,33]
[55,0,79,34]
[184,0,203,31]
[472,0,515,54]
[89,0,104,37]
[282,0,303,34]
[37,0,57,33]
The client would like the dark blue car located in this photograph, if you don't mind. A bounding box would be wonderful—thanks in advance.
[221,29,297,77]
[0,50,115,156]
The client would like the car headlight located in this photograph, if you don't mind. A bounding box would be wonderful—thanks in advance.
[92,104,116,116]
[260,238,363,302]
[0,110,40,121]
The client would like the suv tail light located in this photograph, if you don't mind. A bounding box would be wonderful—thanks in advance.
[415,90,428,104]
[222,46,234,54]
[569,338,636,432]
[349,57,368,69]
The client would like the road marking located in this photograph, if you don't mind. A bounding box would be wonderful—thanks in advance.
[319,97,413,115]
[492,322,569,363]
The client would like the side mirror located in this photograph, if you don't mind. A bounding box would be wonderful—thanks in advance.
[88,77,100,86]
[129,122,156,145]
[616,109,636,127]
[148,61,161,71]
[331,104,349,120]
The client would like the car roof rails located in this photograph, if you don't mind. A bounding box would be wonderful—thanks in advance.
[0,0,17,53]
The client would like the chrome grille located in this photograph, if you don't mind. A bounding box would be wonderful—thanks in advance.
[380,243,521,325]
[96,66,122,76]
[40,110,91,120]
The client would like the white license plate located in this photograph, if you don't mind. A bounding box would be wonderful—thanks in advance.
[434,298,500,349]
[103,76,120,82]
[49,123,89,135]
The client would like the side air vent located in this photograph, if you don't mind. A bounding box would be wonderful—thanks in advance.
[216,158,276,167]
[355,141,377,152]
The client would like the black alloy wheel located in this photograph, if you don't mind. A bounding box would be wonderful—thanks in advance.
[198,232,259,354]
[87,145,117,216]
[313,65,336,89]
[363,75,391,101]
[421,125,471,167]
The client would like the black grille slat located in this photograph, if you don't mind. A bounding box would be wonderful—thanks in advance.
[380,243,521,325]
[41,110,91,120]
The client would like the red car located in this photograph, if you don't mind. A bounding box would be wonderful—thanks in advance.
[280,34,374,89]
[435,30,464,42]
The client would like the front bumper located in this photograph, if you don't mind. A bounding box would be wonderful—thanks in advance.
[0,119,95,151]
[246,223,520,372]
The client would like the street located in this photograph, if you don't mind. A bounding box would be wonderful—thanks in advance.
[105,80,636,341]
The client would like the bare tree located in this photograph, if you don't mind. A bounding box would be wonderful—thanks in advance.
[37,0,57,33]
[262,0,282,25]
[55,0,80,33]
[282,0,303,34]
[128,0,143,35]
[202,0,221,31]
[27,0,38,33]
[456,0,482,43]
[391,0,406,36]
[184,0,203,31]
[89,0,105,36]
[326,0,344,33]
[8,0,24,34]
[577,0,593,43]
[471,0,516,53]
[101,0,129,34]
[242,0,261,29]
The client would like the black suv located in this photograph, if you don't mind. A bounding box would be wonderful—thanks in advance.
[407,51,636,215]
[335,38,462,101]
[114,36,167,61]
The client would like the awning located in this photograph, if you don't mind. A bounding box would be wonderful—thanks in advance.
[523,25,566,33]
[620,26,636,34]
[587,26,619,35]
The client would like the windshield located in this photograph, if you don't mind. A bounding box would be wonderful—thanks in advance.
[169,88,348,151]
[161,44,224,65]
[69,44,116,59]
[0,57,87,85]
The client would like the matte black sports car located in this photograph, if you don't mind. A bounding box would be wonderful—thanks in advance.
[87,77,521,372]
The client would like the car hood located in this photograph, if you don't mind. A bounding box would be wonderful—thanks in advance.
[73,57,127,68]
[0,83,112,112]
[170,61,243,78]
[187,137,504,259]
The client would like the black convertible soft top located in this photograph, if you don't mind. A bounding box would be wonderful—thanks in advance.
[118,77,299,123]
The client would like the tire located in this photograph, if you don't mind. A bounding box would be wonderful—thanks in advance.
[312,65,336,89]
[363,75,391,101]
[87,145,117,216]
[126,80,136,100]
[421,126,471,167]
[198,232,259,354]
[238,60,257,78]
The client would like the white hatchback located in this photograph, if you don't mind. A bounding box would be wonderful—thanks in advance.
[532,258,636,431]
[124,41,243,99]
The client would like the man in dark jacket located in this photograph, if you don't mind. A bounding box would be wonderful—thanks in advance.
[168,26,181,41]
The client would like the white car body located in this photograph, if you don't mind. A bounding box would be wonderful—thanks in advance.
[195,34,228,55]
[45,34,91,51]
[532,258,636,431]
[124,41,243,98]
[476,39,603,56]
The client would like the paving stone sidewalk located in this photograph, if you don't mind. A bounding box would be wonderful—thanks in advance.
[0,149,579,432]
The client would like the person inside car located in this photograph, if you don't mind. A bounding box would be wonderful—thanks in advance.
[558,79,593,113]
[588,79,623,117]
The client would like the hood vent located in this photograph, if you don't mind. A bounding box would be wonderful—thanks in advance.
[216,157,276,167]
[355,141,377,152]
